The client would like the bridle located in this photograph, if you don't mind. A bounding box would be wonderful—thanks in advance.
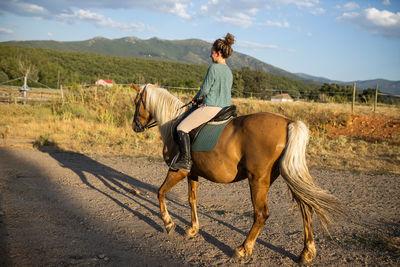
[133,85,158,131]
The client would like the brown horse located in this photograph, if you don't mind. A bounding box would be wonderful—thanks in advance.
[131,83,343,264]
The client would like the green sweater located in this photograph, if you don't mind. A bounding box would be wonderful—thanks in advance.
[194,63,232,107]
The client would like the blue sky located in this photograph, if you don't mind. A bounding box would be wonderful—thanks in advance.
[0,0,399,82]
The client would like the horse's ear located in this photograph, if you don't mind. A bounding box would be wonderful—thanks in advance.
[131,83,141,92]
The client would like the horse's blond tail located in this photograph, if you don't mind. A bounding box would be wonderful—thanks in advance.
[280,121,344,232]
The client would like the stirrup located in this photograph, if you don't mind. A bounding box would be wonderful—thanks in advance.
[170,153,192,172]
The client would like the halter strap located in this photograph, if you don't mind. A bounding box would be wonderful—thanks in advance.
[134,84,158,130]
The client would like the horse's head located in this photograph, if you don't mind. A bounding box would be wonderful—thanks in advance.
[131,83,157,132]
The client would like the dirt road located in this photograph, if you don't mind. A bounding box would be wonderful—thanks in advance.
[0,148,399,266]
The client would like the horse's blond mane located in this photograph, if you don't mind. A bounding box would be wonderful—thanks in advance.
[143,84,186,141]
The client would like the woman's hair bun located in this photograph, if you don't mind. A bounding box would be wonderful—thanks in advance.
[224,33,235,46]
[212,33,235,59]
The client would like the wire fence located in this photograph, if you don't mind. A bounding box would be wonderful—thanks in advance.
[0,82,399,105]
[1,74,399,101]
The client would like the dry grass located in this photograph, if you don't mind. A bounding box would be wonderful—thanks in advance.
[1,86,399,174]
[232,98,400,174]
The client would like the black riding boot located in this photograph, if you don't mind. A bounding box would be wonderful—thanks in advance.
[171,131,192,171]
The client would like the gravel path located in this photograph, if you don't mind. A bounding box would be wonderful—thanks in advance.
[0,148,399,266]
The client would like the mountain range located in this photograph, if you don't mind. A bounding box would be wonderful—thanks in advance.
[3,36,399,95]
[296,73,400,95]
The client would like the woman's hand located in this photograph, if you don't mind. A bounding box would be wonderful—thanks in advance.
[192,98,203,106]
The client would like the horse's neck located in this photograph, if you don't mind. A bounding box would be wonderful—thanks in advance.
[162,134,179,164]
[158,121,176,143]
[146,85,185,141]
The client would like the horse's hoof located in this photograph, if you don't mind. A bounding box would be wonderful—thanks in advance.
[298,251,314,265]
[165,222,175,234]
[184,227,198,238]
[298,244,316,265]
[233,247,248,259]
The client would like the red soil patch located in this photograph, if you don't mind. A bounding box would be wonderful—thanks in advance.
[326,114,400,144]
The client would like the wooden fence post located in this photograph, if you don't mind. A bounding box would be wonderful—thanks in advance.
[352,82,356,114]
[60,85,64,105]
[374,84,378,113]
[95,86,98,103]
[57,70,60,90]
[8,87,11,103]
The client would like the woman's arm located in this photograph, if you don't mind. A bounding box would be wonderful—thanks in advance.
[193,65,215,100]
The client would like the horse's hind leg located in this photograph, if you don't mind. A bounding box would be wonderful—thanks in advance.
[158,169,188,234]
[298,202,316,264]
[185,175,199,238]
[234,175,270,258]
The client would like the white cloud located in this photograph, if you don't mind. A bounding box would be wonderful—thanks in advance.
[382,0,391,5]
[57,9,148,33]
[365,8,400,27]
[267,0,320,8]
[19,2,46,14]
[339,11,358,20]
[164,3,191,19]
[247,8,259,16]
[0,0,192,19]
[0,0,49,17]
[0,27,13,34]
[266,0,323,16]
[217,13,255,28]
[237,40,296,53]
[200,0,325,27]
[338,8,400,38]
[48,32,53,36]
[200,0,263,27]
[0,0,327,30]
[310,7,325,15]
[237,40,279,50]
[266,20,290,28]
[200,5,208,13]
[335,2,360,11]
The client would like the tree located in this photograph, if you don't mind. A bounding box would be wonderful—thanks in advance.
[18,56,38,88]
[232,71,244,97]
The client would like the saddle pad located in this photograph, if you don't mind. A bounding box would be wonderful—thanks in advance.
[191,120,230,152]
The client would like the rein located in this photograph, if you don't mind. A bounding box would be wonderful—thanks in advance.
[144,121,158,129]
[134,85,158,130]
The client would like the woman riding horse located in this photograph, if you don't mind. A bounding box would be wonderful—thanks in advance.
[171,33,235,171]
[131,33,344,263]
[131,82,344,264]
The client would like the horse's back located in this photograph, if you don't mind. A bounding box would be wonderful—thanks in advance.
[191,112,291,183]
[234,112,291,160]
[238,112,291,140]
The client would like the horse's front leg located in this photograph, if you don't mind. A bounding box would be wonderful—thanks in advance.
[185,175,199,238]
[158,169,188,234]
[234,177,270,259]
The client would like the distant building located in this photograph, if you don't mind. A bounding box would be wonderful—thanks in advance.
[271,94,293,102]
[95,79,114,87]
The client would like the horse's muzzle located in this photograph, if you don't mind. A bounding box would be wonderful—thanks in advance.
[132,119,145,132]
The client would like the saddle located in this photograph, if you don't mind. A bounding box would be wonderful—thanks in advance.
[173,105,237,145]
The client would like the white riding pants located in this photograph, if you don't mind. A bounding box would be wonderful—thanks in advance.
[177,105,222,133]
